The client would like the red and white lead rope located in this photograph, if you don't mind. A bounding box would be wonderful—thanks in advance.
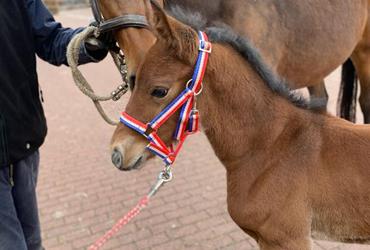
[88,196,149,250]
[88,170,172,250]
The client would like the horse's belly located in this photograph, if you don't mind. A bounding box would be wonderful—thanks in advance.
[228,0,368,86]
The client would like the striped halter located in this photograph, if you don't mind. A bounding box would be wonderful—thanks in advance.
[120,31,212,166]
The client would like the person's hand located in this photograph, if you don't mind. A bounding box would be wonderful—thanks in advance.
[84,23,115,61]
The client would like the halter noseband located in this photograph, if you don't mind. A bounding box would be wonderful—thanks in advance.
[120,31,212,166]
[90,0,149,33]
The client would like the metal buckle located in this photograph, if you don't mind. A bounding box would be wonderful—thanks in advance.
[199,40,212,53]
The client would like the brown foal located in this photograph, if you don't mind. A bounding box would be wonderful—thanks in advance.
[111,2,370,249]
[98,0,370,122]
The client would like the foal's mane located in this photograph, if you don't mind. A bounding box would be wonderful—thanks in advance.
[167,5,318,110]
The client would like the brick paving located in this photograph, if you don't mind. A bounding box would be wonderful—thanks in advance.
[35,8,369,250]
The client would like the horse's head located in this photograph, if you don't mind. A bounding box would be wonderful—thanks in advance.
[98,0,165,83]
[110,0,201,170]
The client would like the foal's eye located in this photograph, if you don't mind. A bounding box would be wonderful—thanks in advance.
[151,88,169,98]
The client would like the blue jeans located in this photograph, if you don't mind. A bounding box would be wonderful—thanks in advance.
[0,151,42,250]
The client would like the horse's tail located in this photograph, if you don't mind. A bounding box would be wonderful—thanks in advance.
[336,59,358,122]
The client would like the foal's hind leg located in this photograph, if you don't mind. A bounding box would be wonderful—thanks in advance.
[308,81,328,110]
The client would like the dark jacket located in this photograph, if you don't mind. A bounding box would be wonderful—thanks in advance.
[0,0,99,166]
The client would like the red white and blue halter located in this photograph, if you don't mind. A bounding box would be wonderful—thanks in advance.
[120,31,212,166]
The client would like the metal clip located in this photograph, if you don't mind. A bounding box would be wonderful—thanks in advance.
[119,64,128,76]
[111,84,129,101]
[147,167,173,198]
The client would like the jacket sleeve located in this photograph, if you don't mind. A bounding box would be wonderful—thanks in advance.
[26,0,101,66]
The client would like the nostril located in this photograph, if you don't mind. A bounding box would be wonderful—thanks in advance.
[111,148,123,169]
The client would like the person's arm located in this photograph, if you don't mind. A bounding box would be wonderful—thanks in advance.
[26,0,107,66]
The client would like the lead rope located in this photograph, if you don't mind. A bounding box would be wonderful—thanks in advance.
[88,167,173,250]
[66,26,129,125]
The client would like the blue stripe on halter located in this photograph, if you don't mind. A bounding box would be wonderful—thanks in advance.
[189,32,206,89]
[120,117,146,135]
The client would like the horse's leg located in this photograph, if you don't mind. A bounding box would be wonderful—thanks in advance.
[351,19,370,123]
[308,81,328,110]
[351,53,370,123]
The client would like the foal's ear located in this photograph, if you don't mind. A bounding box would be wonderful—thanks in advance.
[145,0,198,64]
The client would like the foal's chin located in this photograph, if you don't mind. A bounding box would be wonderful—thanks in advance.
[123,153,149,171]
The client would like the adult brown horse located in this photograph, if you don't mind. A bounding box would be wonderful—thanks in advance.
[97,0,370,122]
[112,2,370,249]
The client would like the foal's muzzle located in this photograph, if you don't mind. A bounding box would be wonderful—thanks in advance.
[111,147,144,171]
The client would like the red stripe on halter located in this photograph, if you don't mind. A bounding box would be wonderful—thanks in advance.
[121,112,148,130]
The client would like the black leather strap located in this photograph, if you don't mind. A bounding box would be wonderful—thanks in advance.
[90,0,149,33]
[91,0,103,23]
[99,14,149,33]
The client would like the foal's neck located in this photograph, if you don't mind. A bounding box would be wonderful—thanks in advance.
[198,44,310,170]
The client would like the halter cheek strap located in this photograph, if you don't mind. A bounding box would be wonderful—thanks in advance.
[120,31,212,166]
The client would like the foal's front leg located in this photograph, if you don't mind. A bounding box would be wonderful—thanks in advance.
[227,165,313,250]
[255,205,312,250]
[252,215,312,250]
[258,237,311,250]
[235,196,313,250]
